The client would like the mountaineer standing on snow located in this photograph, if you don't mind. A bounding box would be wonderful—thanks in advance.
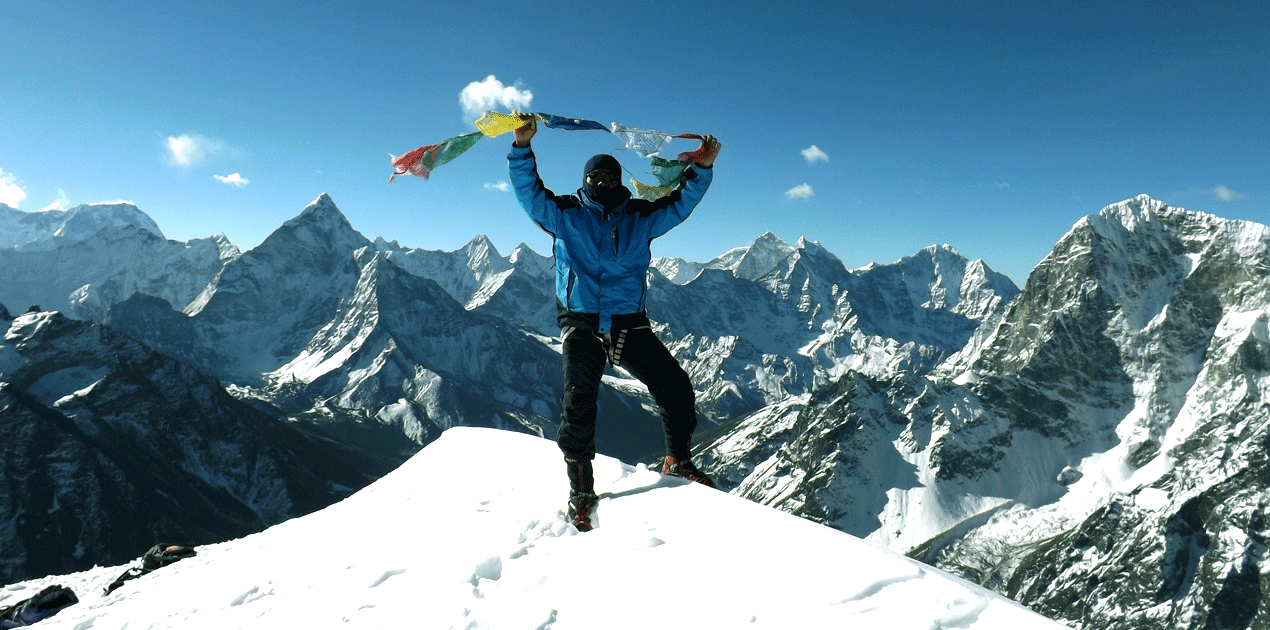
[508,117,721,531]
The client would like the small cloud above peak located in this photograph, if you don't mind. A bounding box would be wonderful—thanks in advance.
[215,173,250,187]
[1213,185,1245,202]
[460,75,533,121]
[484,182,511,192]
[785,183,814,200]
[165,133,225,168]
[801,145,829,165]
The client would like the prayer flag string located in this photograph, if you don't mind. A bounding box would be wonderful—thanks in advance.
[389,110,711,198]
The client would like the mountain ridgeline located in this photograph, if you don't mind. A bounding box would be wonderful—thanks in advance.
[1,194,1266,629]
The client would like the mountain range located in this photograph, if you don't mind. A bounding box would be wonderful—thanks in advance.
[2,193,1266,628]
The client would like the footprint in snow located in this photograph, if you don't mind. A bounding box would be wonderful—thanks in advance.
[469,556,503,585]
[229,583,273,607]
[369,568,407,588]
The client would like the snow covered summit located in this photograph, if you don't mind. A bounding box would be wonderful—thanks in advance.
[4,428,1067,629]
[0,201,165,251]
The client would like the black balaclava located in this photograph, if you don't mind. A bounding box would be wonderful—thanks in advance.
[582,154,629,210]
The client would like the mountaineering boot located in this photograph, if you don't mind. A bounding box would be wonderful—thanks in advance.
[566,458,597,531]
[661,455,717,488]
[568,491,597,532]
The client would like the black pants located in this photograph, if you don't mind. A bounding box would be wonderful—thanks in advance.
[558,326,698,462]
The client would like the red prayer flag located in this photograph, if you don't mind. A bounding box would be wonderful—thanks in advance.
[674,134,711,164]
[389,132,484,182]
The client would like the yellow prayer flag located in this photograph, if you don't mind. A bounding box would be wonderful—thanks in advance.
[475,110,547,137]
[632,178,673,201]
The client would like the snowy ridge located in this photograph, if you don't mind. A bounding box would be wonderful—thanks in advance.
[0,428,1067,630]
[0,202,164,251]
[0,202,235,322]
[3,193,1016,462]
[649,235,1016,422]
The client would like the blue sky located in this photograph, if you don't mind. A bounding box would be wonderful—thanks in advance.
[2,1,1266,284]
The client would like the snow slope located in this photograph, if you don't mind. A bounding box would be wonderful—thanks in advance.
[1,428,1066,629]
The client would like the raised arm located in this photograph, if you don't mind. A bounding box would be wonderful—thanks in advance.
[508,118,560,235]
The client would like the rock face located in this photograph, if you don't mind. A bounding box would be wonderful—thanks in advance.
[695,195,1270,629]
[0,309,386,584]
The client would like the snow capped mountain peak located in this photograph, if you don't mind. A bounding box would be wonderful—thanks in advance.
[268,193,369,257]
[1099,192,1167,224]
[0,202,229,320]
[0,201,164,251]
[787,236,843,268]
[793,235,824,252]
[207,233,242,261]
[917,243,963,260]
[60,202,165,240]
[726,232,797,280]
[508,242,537,263]
[301,191,338,213]
[465,233,496,250]
[461,234,510,274]
[754,230,788,247]
[883,244,976,310]
[908,197,1270,628]
[736,228,792,275]
[508,243,551,274]
[373,235,401,250]
[291,192,348,228]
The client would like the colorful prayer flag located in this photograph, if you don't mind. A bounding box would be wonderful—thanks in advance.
[389,131,483,182]
[538,113,609,132]
[475,110,546,137]
[649,156,689,187]
[632,178,674,201]
[673,133,711,164]
[609,122,673,158]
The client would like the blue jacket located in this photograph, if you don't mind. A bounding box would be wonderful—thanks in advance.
[509,144,713,334]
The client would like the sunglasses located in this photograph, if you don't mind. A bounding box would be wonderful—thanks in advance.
[586,171,619,185]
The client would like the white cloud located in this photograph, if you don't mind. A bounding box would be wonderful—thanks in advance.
[40,189,70,212]
[0,168,27,208]
[165,133,224,167]
[214,172,250,187]
[801,145,829,165]
[484,182,511,192]
[460,75,533,120]
[785,183,814,200]
[1213,185,1245,202]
